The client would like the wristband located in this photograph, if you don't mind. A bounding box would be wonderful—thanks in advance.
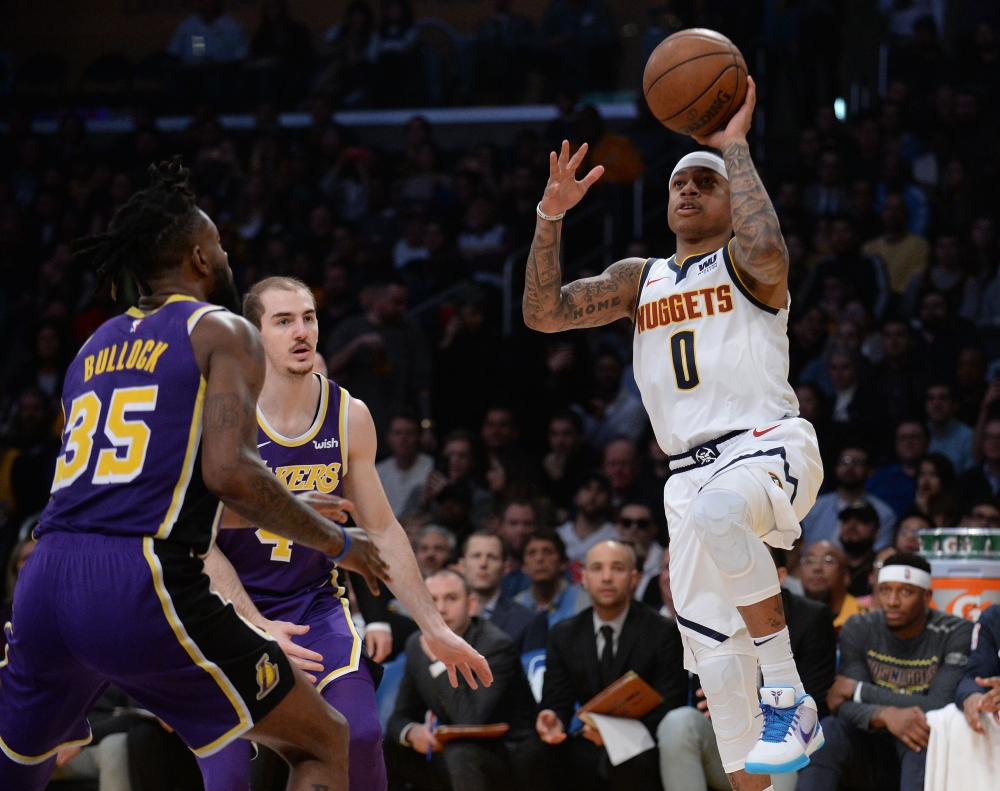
[330,529,351,564]
[536,202,566,222]
[853,681,863,703]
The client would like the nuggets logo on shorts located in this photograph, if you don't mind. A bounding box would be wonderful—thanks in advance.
[255,653,280,700]
[768,471,784,490]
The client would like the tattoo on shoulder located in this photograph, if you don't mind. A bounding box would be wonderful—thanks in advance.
[203,394,240,433]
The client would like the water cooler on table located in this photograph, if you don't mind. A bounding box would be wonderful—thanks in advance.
[918,528,1000,621]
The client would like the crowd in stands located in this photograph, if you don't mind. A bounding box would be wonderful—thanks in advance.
[4,1,1000,790]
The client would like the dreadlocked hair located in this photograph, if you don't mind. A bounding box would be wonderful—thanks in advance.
[72,156,203,297]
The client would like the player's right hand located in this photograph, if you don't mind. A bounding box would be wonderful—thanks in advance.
[262,619,324,683]
[422,628,493,690]
[881,706,930,752]
[539,140,604,217]
[536,710,567,744]
[336,527,391,594]
[296,491,354,524]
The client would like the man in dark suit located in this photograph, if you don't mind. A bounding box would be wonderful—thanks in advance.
[385,569,547,791]
[459,531,547,653]
[536,540,687,791]
[657,548,837,791]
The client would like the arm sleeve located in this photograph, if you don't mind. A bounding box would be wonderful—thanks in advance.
[956,609,1000,708]
[641,619,688,736]
[387,648,430,744]
[540,629,578,730]
[796,607,838,719]
[858,620,974,713]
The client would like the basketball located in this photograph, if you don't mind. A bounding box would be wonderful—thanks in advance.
[643,28,748,137]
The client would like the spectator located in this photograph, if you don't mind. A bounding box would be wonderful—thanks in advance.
[470,0,535,103]
[804,151,848,216]
[893,513,926,554]
[956,604,1000,735]
[247,0,316,106]
[421,431,493,526]
[541,410,596,518]
[912,290,976,384]
[328,279,432,446]
[536,540,686,791]
[953,347,987,427]
[957,416,1000,511]
[576,351,648,450]
[514,529,591,627]
[1,536,35,645]
[415,525,456,578]
[867,421,930,519]
[578,105,645,185]
[385,569,547,791]
[556,472,617,581]
[837,501,882,597]
[800,540,869,632]
[316,0,379,105]
[614,502,663,602]
[376,410,435,518]
[459,531,547,654]
[862,192,930,295]
[905,234,975,322]
[856,546,904,610]
[497,498,538,599]
[167,0,249,66]
[960,500,1000,528]
[457,194,510,279]
[538,0,618,96]
[8,389,60,528]
[651,547,674,617]
[869,320,927,429]
[657,546,836,791]
[799,216,890,320]
[373,0,420,107]
[799,553,972,791]
[801,445,896,551]
[914,453,960,527]
[602,437,651,512]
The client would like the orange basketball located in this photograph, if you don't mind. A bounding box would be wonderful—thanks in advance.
[643,28,748,137]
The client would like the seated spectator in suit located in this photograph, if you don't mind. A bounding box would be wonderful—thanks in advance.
[498,498,538,599]
[657,547,837,791]
[416,525,456,578]
[926,382,975,474]
[837,501,882,597]
[956,603,1000,735]
[798,554,972,791]
[801,445,896,551]
[800,540,868,632]
[514,529,591,627]
[459,531,547,654]
[614,502,664,602]
[536,540,687,791]
[385,569,548,791]
[556,472,617,582]
[867,421,929,519]
[958,417,1000,511]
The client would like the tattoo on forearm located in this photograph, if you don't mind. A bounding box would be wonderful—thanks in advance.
[721,139,788,286]
[522,216,643,331]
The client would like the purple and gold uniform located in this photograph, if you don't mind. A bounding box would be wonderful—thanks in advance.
[0,296,295,768]
[202,373,386,791]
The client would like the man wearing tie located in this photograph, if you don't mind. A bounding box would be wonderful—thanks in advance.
[536,540,688,790]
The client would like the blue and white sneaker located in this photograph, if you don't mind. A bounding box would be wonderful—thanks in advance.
[744,687,824,775]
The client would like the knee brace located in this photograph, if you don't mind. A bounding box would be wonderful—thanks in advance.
[694,647,762,773]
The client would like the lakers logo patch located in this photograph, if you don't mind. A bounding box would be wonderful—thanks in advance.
[255,653,280,700]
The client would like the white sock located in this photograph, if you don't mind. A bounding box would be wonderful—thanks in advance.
[752,627,805,698]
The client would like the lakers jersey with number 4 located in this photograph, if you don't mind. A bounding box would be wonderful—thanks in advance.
[214,373,349,599]
[632,239,799,456]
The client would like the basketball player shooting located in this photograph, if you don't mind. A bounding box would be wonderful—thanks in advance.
[523,77,825,790]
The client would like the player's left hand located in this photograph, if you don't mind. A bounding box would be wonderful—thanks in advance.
[366,627,393,663]
[692,75,756,149]
[262,619,325,683]
[296,491,354,524]
[976,676,1000,719]
[582,723,605,746]
[422,628,493,689]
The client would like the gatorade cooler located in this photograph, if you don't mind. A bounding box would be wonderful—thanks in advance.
[918,528,1000,621]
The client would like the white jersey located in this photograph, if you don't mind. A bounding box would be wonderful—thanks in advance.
[632,239,799,456]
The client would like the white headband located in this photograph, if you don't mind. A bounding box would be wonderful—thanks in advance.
[878,565,931,590]
[670,152,728,184]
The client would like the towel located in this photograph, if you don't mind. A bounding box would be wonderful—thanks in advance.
[924,703,1000,790]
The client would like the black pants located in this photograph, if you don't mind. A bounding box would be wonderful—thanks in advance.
[385,736,549,791]
[547,734,662,791]
[127,720,203,791]
[796,715,927,791]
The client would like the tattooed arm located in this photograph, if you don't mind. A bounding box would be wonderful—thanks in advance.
[694,76,788,309]
[522,140,644,332]
[191,311,389,593]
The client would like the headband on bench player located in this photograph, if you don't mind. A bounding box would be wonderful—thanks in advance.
[877,565,931,590]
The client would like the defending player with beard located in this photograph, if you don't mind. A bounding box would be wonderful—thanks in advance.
[522,77,824,791]
[199,277,492,791]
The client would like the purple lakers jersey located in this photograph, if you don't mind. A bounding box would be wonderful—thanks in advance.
[36,296,226,554]
[214,374,350,599]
